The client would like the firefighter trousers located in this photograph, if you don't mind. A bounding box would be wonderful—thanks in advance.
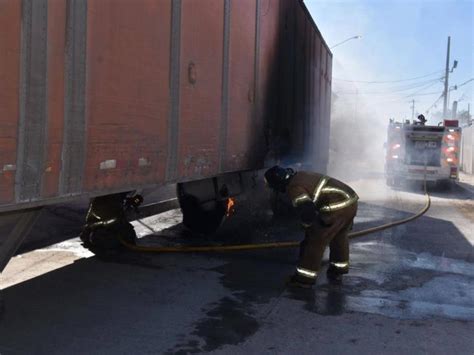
[298,202,358,277]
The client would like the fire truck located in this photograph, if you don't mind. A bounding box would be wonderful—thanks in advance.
[385,119,462,186]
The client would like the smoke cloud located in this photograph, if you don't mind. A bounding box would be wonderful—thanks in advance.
[327,81,387,182]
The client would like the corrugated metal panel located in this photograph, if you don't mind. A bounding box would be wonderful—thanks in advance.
[84,0,171,191]
[312,32,322,167]
[293,4,306,157]
[307,29,315,158]
[255,0,280,166]
[323,48,333,170]
[222,0,257,172]
[304,17,312,158]
[42,0,66,198]
[177,0,224,179]
[166,0,181,182]
[60,0,87,195]
[274,0,295,161]
[16,0,49,201]
[0,1,21,204]
[317,40,328,170]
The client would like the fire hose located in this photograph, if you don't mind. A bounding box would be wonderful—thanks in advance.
[118,179,431,253]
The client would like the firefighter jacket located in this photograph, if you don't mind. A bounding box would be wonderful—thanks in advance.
[287,171,358,213]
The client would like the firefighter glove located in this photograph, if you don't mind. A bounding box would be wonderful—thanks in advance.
[297,201,317,227]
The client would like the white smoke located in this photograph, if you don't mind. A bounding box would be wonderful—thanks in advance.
[327,79,387,181]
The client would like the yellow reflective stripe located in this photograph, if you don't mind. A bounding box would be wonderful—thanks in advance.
[296,267,318,279]
[321,187,351,200]
[330,261,349,268]
[88,218,118,229]
[320,195,358,212]
[312,176,329,204]
[90,210,103,220]
[102,218,118,225]
[85,203,103,221]
[292,194,312,207]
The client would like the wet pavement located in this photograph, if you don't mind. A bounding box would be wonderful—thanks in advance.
[0,178,473,354]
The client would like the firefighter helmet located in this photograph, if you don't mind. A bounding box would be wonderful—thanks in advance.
[417,114,427,124]
[264,165,295,192]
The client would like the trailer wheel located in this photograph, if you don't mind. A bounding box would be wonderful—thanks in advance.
[177,186,227,235]
[386,177,394,187]
[436,179,453,191]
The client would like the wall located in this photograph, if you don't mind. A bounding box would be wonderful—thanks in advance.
[461,125,474,174]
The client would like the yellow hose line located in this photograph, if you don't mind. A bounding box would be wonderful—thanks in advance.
[121,182,431,253]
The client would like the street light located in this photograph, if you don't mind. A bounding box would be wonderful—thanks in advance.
[330,35,362,50]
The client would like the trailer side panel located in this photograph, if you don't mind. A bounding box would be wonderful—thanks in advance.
[43,0,67,198]
[222,0,257,172]
[0,0,332,212]
[0,1,21,204]
[83,0,171,191]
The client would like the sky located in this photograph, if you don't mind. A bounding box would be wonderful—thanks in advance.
[306,0,474,124]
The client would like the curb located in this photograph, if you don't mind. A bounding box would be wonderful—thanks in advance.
[455,181,474,195]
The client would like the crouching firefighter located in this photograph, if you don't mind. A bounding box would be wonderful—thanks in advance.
[79,193,143,256]
[264,166,358,288]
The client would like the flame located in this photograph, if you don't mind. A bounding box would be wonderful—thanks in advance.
[226,197,235,217]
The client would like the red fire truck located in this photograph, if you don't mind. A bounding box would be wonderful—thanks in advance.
[385,119,462,186]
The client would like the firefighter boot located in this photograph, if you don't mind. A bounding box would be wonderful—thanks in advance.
[326,262,349,283]
[286,271,316,289]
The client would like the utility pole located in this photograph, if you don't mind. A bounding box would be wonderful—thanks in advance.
[452,101,458,119]
[410,99,415,120]
[442,36,451,118]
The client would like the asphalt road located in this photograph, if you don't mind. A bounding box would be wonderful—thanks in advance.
[0,178,473,354]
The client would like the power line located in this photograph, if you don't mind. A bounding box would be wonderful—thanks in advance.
[408,91,444,97]
[448,78,473,104]
[424,94,444,114]
[454,78,474,89]
[335,78,443,96]
[455,91,470,103]
[404,80,443,98]
[389,77,444,92]
[333,69,444,84]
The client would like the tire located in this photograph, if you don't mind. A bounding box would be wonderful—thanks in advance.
[177,192,226,234]
[393,177,403,188]
[436,179,453,191]
[386,176,402,188]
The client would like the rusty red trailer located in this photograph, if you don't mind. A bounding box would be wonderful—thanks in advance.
[0,0,332,269]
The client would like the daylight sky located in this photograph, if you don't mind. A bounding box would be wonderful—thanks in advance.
[306,0,473,122]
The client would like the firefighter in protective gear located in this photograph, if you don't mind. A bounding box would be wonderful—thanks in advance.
[417,114,427,125]
[264,166,358,288]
